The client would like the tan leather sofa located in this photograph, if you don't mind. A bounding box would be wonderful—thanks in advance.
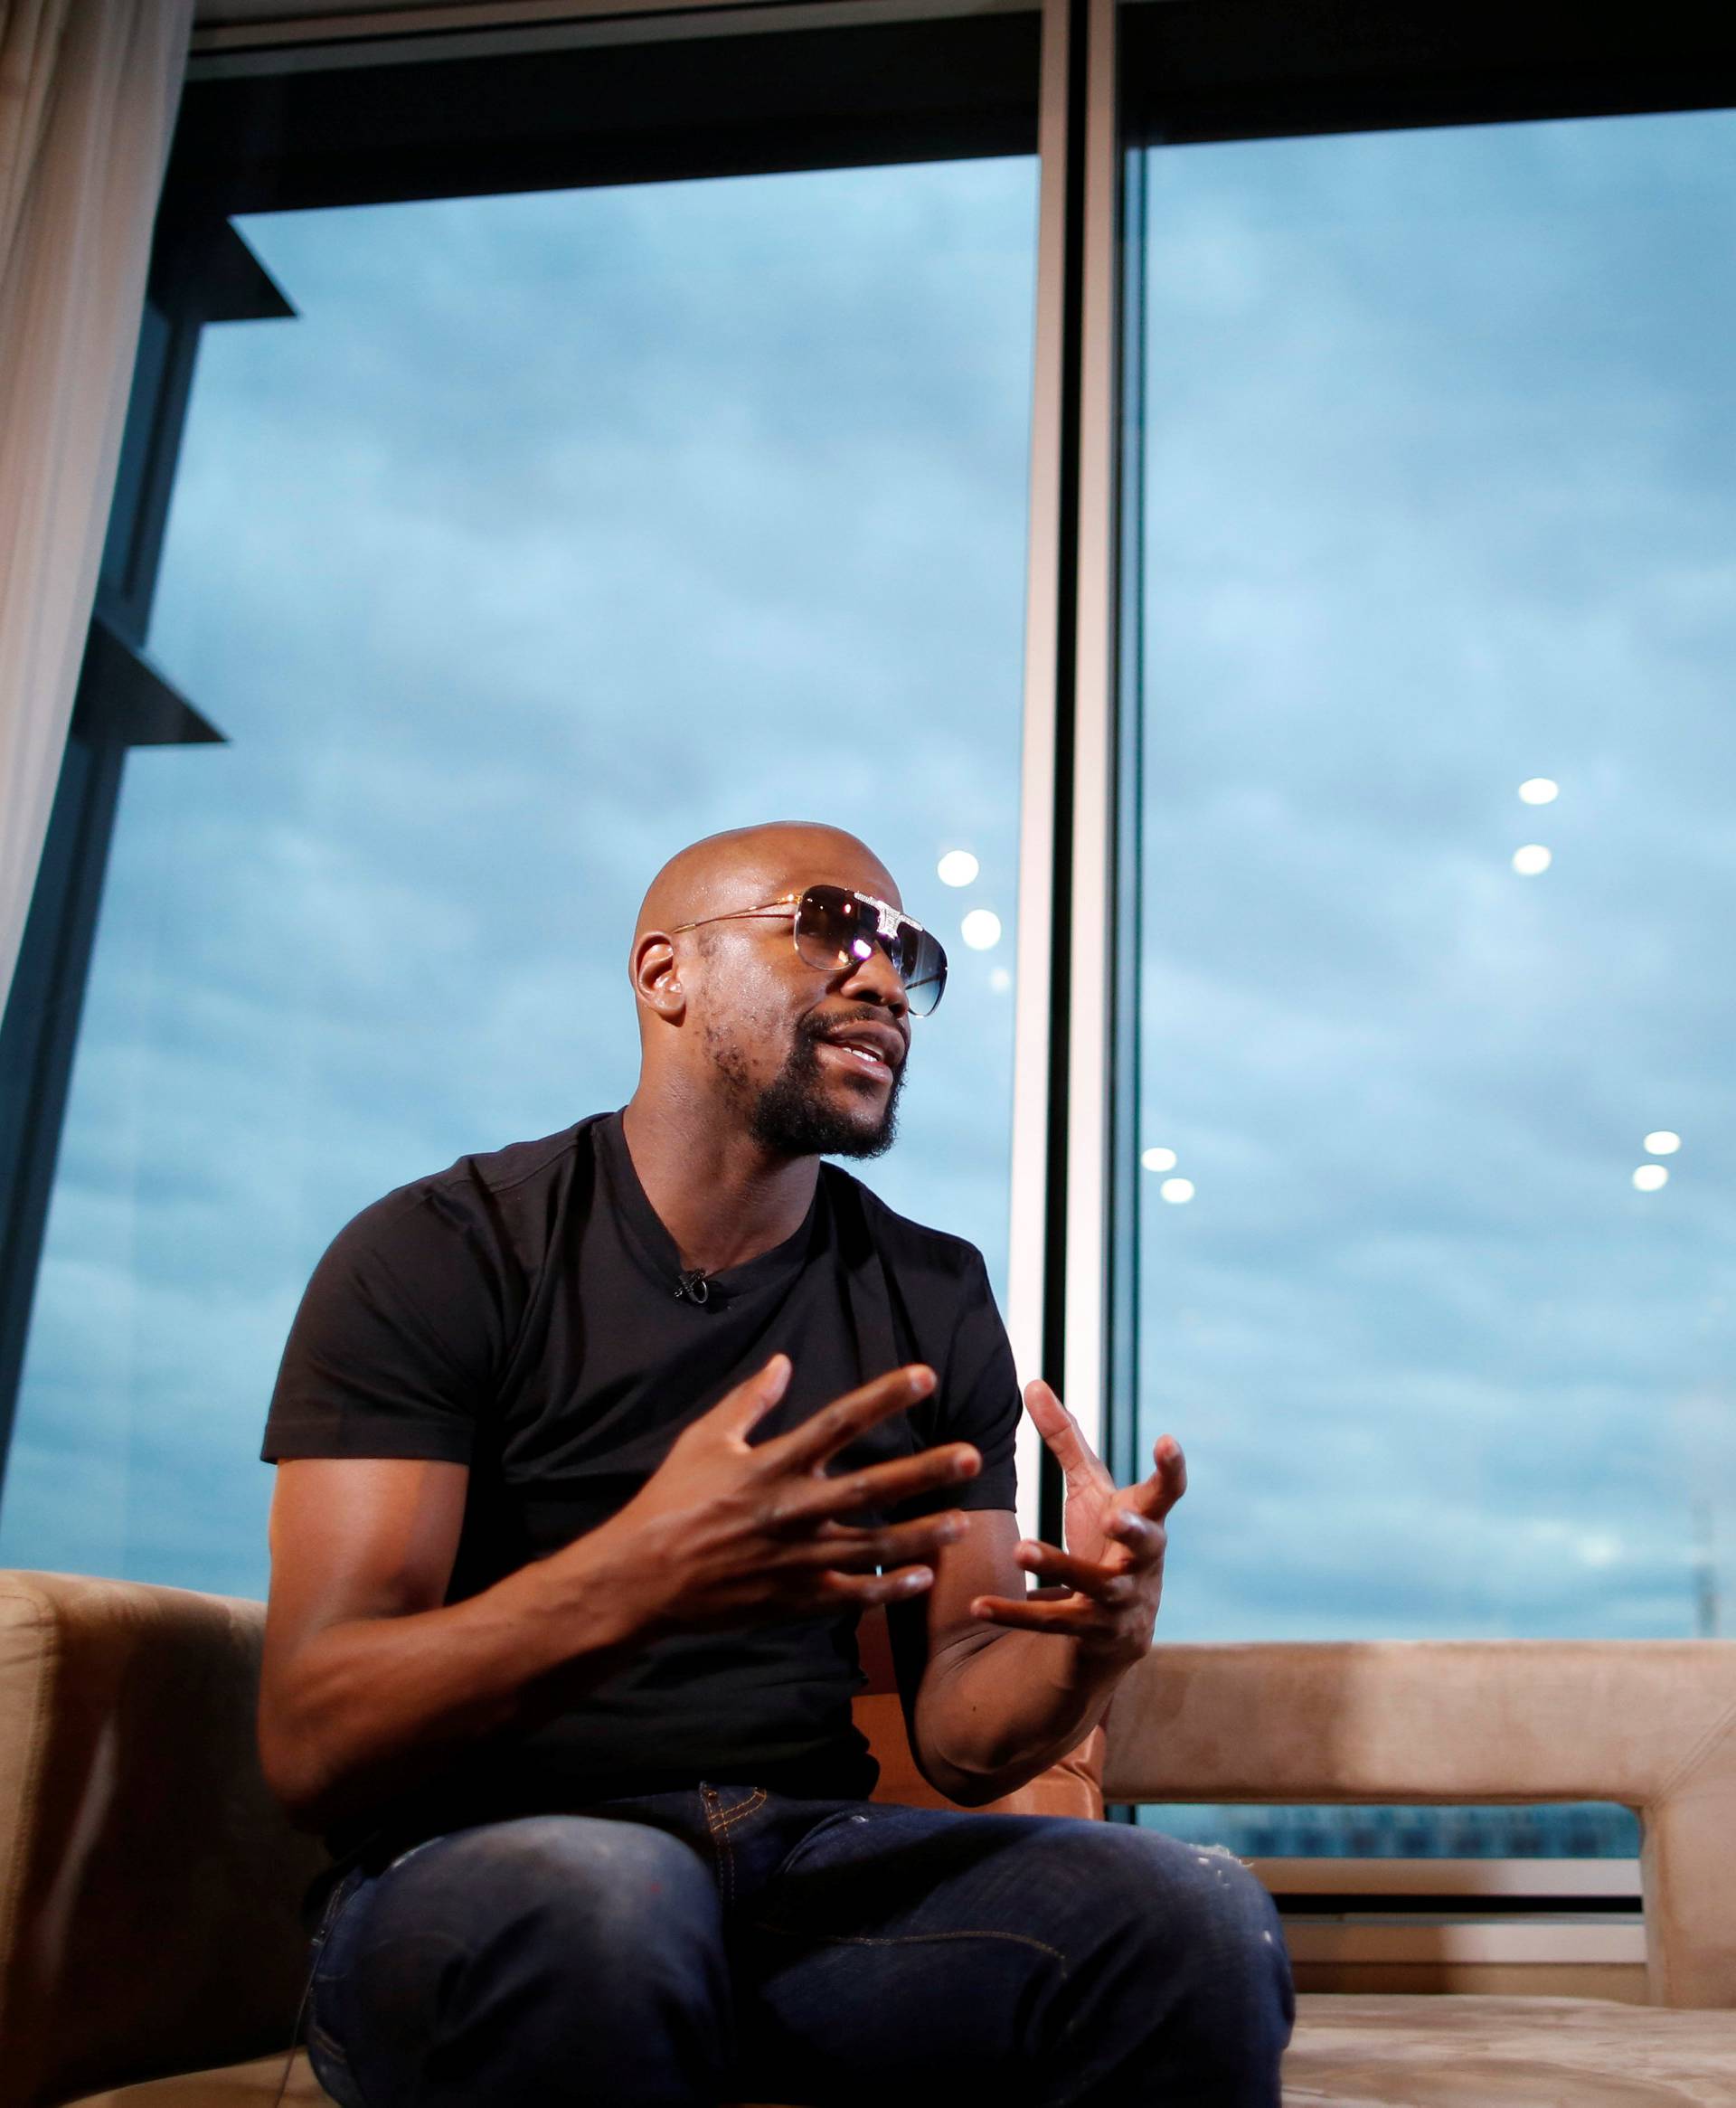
[5,1569,1736,2108]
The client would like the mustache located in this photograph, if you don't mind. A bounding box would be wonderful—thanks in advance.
[798,1007,901,1046]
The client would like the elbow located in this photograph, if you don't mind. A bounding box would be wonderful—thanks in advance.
[257,1688,344,1833]
[909,1735,1021,1809]
[930,1767,1008,1809]
[258,1729,325,1832]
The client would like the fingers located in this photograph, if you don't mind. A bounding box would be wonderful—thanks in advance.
[1024,1380,1113,1490]
[766,1442,981,1529]
[1103,1508,1165,1560]
[1013,1538,1140,1606]
[815,1562,937,1608]
[1152,1433,1187,1511]
[967,1591,1097,1632]
[786,1509,968,1574]
[762,1364,937,1472]
[1119,1434,1188,1521]
[710,1353,794,1440]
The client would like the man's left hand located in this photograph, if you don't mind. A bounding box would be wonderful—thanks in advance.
[967,1381,1185,1665]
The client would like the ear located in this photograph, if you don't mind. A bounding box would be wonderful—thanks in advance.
[632,932,685,1021]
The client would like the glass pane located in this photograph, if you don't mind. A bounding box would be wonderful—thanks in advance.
[1130,109,1736,1852]
[0,161,1037,1594]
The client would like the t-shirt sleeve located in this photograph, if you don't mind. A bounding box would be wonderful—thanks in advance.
[897,1249,1021,1517]
[261,1183,504,1465]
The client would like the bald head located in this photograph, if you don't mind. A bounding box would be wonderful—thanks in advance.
[627,820,913,1162]
[633,821,899,954]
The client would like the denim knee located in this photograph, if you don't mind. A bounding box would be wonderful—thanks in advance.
[318,1815,731,2107]
[1018,1820,1294,2103]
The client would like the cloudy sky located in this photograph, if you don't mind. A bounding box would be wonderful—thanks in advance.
[0,158,1037,1595]
[2,103,1731,1689]
[1134,108,1736,1648]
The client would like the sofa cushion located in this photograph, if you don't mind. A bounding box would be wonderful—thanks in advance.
[1281,1993,1736,2105]
[65,1996,1736,2108]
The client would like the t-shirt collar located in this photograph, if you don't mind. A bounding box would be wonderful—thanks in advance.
[598,1107,823,1303]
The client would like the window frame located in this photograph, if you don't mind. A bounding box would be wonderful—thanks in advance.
[3,0,1731,1952]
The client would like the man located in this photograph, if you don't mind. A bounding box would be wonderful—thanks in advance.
[259,820,1293,2107]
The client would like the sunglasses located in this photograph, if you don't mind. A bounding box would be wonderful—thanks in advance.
[672,884,948,1017]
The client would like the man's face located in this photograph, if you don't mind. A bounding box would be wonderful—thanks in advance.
[693,862,914,1161]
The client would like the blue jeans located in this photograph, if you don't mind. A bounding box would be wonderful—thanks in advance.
[304,1787,1294,2107]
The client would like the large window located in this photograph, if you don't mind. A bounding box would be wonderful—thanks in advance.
[0,59,1039,1596]
[5,0,1733,1903]
[1128,102,1736,1854]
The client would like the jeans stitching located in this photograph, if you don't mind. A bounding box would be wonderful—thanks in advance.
[308,1868,366,1992]
[703,1791,736,1910]
[314,1866,363,1943]
[306,2028,373,2108]
[746,1921,1071,1969]
[713,1787,767,1833]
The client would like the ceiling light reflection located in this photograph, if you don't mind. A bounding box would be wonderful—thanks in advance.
[937,849,979,888]
[1632,1165,1669,1192]
[960,909,1001,951]
[1158,1177,1194,1205]
[1644,1131,1681,1155]
[1512,845,1552,875]
[1141,1147,1178,1172]
[1518,778,1560,805]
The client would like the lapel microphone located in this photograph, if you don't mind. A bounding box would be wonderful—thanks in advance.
[675,1270,711,1305]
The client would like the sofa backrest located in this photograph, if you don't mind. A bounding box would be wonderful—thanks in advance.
[6,1571,1733,2107]
[1102,1638,1736,2009]
[0,1572,326,2108]
[0,1573,1099,2108]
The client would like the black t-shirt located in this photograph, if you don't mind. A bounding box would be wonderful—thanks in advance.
[262,1109,1019,1859]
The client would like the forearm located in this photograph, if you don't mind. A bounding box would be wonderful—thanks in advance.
[913,1627,1139,1806]
[259,1547,641,1831]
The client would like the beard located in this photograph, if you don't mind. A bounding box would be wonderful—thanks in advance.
[746,1013,905,1160]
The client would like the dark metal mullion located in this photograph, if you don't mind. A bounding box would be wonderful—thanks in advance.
[1036,0,1094,1554]
[0,234,223,1503]
[1106,126,1146,1498]
[108,303,206,636]
[0,738,128,1495]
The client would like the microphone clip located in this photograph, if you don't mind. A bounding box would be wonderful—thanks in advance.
[675,1270,711,1306]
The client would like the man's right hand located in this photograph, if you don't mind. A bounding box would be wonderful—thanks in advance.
[572,1355,980,1634]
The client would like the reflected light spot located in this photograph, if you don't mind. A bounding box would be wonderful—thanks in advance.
[1158,1177,1194,1205]
[1518,778,1560,806]
[960,909,1001,951]
[851,938,873,959]
[1644,1130,1681,1155]
[1512,845,1552,875]
[1141,1146,1178,1173]
[988,967,1012,993]
[1633,1164,1669,1192]
[936,849,979,888]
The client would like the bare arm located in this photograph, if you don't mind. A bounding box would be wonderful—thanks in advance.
[259,1356,981,1833]
[888,1511,1130,1805]
[259,1455,646,1832]
[889,1382,1185,1806]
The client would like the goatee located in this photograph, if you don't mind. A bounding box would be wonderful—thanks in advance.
[749,1016,904,1159]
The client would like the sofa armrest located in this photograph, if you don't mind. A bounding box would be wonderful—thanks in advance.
[1101,1640,1736,2009]
[0,1572,328,2108]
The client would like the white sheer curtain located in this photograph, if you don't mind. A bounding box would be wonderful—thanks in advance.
[0,0,193,1013]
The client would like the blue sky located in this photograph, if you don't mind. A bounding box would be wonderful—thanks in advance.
[1133,109,1736,1645]
[0,159,1037,1595]
[2,107,1731,1672]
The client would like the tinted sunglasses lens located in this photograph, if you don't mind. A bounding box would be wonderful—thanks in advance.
[794,886,947,1015]
[904,931,947,1016]
[793,885,869,971]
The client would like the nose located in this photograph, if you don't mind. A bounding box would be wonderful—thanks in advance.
[837,938,909,1022]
